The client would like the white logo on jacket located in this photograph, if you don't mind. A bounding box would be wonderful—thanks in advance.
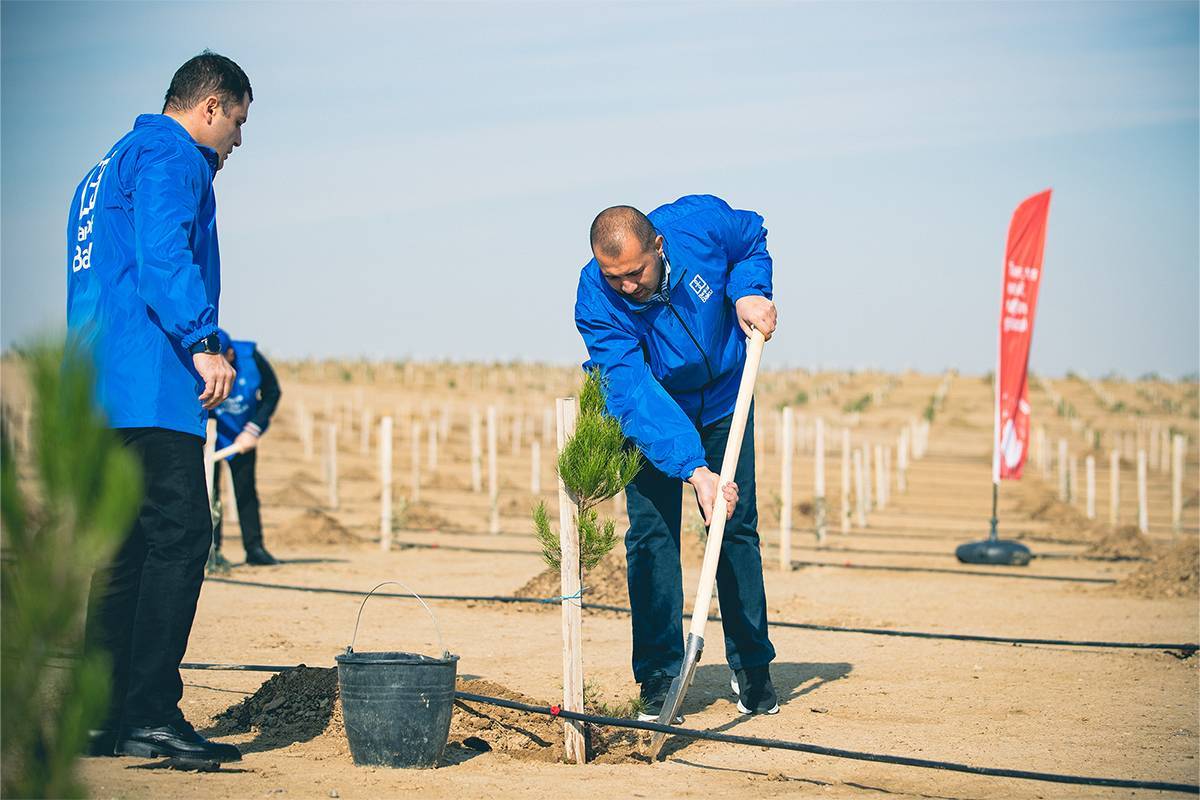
[689,274,712,303]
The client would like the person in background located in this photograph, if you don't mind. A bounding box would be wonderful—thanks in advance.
[209,328,282,569]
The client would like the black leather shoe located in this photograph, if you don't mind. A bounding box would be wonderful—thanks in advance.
[244,546,279,566]
[116,719,241,762]
[86,728,117,757]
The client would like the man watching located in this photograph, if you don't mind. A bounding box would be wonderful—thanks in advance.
[68,51,251,764]
[574,195,780,722]
[209,328,283,569]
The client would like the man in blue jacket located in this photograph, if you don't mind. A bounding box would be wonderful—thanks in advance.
[68,51,251,764]
[209,329,283,568]
[575,195,780,722]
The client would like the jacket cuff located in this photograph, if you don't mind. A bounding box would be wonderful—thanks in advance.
[728,287,771,303]
[181,323,219,350]
[676,457,709,482]
[243,422,263,437]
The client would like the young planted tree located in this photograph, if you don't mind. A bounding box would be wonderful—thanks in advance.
[1,341,142,798]
[531,370,640,763]
[532,370,640,572]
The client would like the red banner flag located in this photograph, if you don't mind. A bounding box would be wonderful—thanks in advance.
[994,189,1052,482]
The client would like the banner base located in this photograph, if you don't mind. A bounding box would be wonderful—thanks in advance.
[955,539,1032,566]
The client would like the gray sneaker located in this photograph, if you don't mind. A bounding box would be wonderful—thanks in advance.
[731,665,780,715]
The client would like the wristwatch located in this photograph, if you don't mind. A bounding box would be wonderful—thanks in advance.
[189,332,222,356]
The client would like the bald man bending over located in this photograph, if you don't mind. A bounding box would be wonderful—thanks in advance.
[574,195,779,722]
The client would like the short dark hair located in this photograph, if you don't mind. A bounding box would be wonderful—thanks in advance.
[162,50,252,113]
[590,206,657,260]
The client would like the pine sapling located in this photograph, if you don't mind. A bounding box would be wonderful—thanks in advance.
[532,370,640,575]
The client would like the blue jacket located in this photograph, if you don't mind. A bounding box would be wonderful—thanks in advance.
[213,340,263,455]
[575,195,773,480]
[66,114,221,438]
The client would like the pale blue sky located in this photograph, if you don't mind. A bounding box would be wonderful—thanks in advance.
[3,1,1197,376]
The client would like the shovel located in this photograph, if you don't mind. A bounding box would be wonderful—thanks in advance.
[646,327,767,759]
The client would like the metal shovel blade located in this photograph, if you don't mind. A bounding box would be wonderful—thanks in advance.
[646,632,703,759]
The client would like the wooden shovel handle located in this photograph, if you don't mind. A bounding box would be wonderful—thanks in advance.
[213,443,241,461]
[687,328,767,637]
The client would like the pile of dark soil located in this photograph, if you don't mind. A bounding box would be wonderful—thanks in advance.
[1114,541,1199,599]
[400,502,454,531]
[286,468,322,484]
[514,528,707,610]
[210,665,339,748]
[514,549,630,609]
[266,482,323,508]
[1084,526,1155,560]
[339,464,374,482]
[271,508,363,547]
[212,669,644,764]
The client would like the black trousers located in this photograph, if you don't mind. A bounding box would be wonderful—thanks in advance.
[211,449,264,552]
[85,427,212,729]
[624,405,775,684]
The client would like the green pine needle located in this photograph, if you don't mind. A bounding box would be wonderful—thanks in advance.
[531,370,641,574]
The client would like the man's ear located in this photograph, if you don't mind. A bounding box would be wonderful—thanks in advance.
[654,234,664,254]
[203,95,221,123]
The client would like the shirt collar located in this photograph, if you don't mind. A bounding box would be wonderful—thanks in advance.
[134,114,219,176]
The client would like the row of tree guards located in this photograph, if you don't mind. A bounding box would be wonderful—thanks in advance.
[776,410,930,569]
[1033,426,1191,534]
[280,388,1192,543]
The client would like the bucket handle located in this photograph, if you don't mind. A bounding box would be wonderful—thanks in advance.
[346,580,450,659]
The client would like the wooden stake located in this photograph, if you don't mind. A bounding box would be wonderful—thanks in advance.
[814,417,826,544]
[531,439,541,495]
[326,423,339,510]
[1057,439,1068,502]
[897,430,908,493]
[779,407,793,569]
[1149,423,1160,470]
[874,445,885,510]
[470,410,483,493]
[488,406,499,534]
[1136,449,1149,534]
[512,416,522,458]
[1109,450,1120,526]
[1160,428,1171,474]
[360,408,372,455]
[427,422,438,472]
[854,448,867,527]
[1172,434,1185,534]
[882,446,891,508]
[1085,455,1096,520]
[863,445,873,512]
[410,420,421,504]
[840,428,851,534]
[299,401,314,461]
[1069,456,1078,505]
[379,417,393,549]
[555,397,586,765]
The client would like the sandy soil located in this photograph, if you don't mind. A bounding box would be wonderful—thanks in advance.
[5,362,1197,798]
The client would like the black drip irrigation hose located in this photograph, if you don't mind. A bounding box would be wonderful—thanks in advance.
[204,577,1199,654]
[175,662,1198,795]
[789,560,1117,584]
[391,538,1143,564]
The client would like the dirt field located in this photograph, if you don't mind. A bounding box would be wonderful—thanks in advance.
[6,361,1199,798]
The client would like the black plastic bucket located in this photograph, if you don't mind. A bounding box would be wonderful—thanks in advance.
[335,582,460,769]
